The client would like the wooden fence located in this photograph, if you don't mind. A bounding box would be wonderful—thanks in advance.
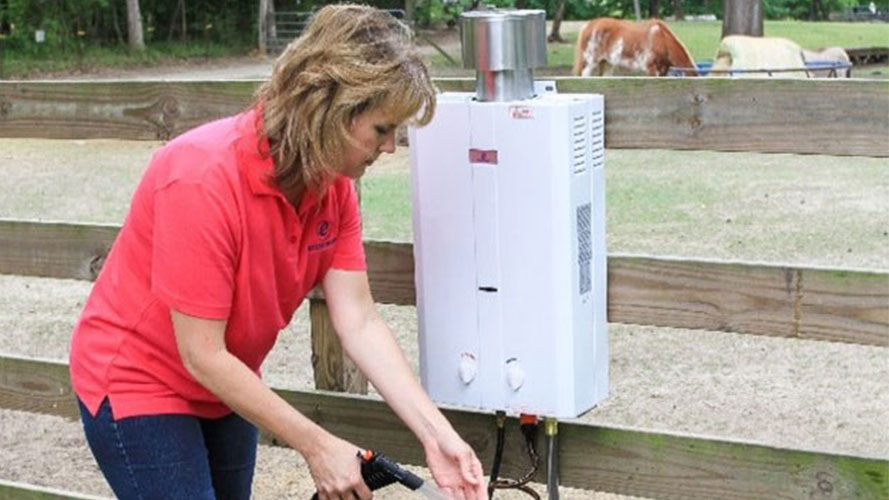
[0,77,887,499]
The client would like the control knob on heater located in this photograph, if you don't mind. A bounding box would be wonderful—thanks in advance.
[458,353,477,384]
[505,358,525,391]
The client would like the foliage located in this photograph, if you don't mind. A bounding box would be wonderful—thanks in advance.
[412,0,889,25]
[0,0,256,55]
[0,0,886,71]
[424,19,889,69]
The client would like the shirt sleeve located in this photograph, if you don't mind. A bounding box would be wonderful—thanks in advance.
[329,178,367,271]
[151,176,240,320]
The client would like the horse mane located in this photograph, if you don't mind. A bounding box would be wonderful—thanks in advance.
[650,19,697,75]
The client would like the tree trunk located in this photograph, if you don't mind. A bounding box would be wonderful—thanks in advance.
[110,0,124,45]
[673,0,683,20]
[180,0,187,41]
[268,0,276,40]
[125,0,145,50]
[258,0,269,54]
[814,0,827,20]
[167,0,181,41]
[547,0,567,43]
[650,0,660,18]
[405,0,415,23]
[634,0,642,21]
[722,0,763,37]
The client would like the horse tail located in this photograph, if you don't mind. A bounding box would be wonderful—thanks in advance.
[654,20,698,76]
[572,20,595,76]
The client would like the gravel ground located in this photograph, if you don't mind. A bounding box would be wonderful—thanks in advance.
[2,275,886,499]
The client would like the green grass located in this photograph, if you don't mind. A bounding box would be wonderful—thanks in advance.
[1,139,886,269]
[356,149,889,269]
[429,20,889,69]
[0,39,252,79]
[361,171,414,242]
[670,20,889,61]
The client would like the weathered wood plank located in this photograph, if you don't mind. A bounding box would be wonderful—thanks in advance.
[436,78,889,157]
[606,257,889,346]
[0,480,109,500]
[798,269,889,345]
[1,355,886,500]
[0,80,254,141]
[309,299,368,394]
[1,219,886,345]
[0,355,78,420]
[0,220,117,281]
[2,79,886,156]
[364,239,416,305]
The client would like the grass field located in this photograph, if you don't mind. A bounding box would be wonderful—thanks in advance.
[358,148,889,270]
[428,19,889,69]
[0,39,252,79]
[2,139,885,270]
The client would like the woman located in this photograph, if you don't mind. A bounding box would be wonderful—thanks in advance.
[69,5,486,500]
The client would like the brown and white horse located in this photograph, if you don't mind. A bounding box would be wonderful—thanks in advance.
[572,18,698,76]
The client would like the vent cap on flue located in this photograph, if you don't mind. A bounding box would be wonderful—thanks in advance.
[460,9,546,101]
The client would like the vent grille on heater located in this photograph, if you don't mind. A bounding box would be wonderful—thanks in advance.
[576,203,592,295]
[591,108,604,169]
[572,114,588,174]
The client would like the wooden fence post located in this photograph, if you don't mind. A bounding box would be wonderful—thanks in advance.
[310,299,368,394]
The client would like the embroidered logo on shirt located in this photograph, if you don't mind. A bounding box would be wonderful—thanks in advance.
[308,220,337,252]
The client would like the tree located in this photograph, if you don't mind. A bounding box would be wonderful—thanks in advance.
[809,0,827,20]
[258,0,269,54]
[126,0,145,50]
[722,0,763,37]
[547,0,567,42]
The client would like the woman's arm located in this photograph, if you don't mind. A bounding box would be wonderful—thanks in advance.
[321,269,487,500]
[171,311,372,500]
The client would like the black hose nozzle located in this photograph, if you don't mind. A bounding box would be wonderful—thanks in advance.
[310,450,423,500]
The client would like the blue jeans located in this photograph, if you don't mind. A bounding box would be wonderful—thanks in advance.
[79,398,258,500]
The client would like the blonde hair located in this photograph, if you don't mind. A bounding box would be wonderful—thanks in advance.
[254,4,436,202]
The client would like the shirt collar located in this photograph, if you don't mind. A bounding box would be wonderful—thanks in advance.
[236,107,279,198]
[236,107,323,217]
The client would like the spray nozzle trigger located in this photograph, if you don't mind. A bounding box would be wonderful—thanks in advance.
[310,450,425,500]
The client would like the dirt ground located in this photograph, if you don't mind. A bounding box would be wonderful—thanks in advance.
[2,22,888,500]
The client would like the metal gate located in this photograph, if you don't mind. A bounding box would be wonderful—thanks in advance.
[265,8,407,55]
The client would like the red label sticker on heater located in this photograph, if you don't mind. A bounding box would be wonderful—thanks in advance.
[510,106,534,119]
[469,149,498,164]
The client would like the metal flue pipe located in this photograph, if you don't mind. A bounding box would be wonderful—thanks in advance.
[460,9,546,102]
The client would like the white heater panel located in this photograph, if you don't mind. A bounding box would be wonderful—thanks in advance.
[410,92,607,418]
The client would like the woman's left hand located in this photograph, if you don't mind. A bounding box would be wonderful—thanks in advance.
[424,430,488,500]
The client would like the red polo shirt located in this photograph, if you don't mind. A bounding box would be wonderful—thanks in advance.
[70,108,366,419]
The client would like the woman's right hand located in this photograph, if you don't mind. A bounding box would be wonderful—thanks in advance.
[306,433,373,500]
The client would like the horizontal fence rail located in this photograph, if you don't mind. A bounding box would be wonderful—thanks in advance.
[0,219,886,346]
[0,480,110,500]
[1,355,886,500]
[1,79,886,156]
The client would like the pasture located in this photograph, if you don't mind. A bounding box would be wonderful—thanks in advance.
[426,19,889,74]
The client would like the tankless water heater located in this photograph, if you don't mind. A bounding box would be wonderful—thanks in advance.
[409,10,607,418]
